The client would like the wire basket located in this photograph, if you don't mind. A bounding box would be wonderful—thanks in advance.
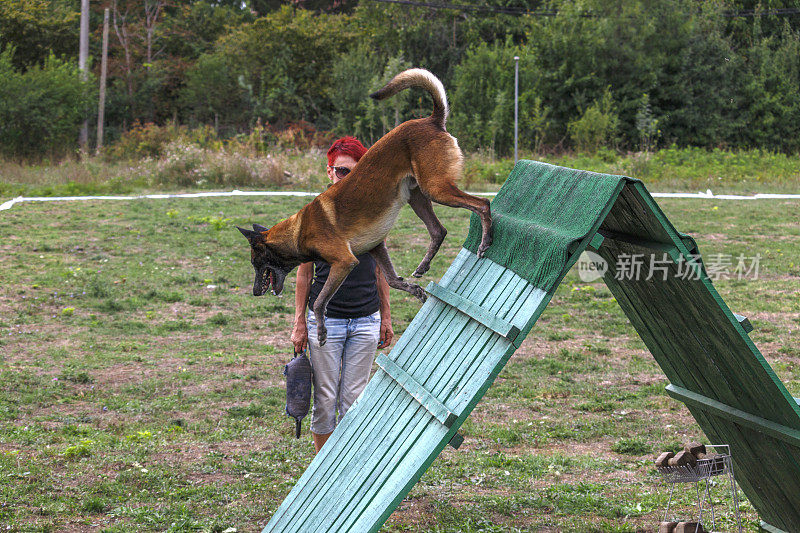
[656,444,742,532]
[657,453,730,483]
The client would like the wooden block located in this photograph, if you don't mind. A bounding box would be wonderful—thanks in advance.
[655,451,674,467]
[684,441,706,457]
[670,451,697,467]
[658,521,678,533]
[675,521,704,533]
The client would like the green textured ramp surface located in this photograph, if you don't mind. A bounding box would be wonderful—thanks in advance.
[262,160,800,532]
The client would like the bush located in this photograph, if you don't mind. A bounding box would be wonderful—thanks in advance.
[152,140,285,188]
[106,122,220,161]
[0,48,94,159]
[567,88,619,152]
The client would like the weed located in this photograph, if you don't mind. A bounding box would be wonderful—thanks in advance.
[63,439,94,458]
[611,437,652,456]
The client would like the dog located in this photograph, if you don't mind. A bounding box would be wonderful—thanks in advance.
[238,68,493,345]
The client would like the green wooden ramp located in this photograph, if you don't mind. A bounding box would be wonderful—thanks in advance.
[263,161,800,533]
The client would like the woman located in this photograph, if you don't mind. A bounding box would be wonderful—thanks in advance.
[291,136,394,453]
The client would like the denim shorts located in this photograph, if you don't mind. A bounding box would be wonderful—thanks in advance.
[306,310,381,434]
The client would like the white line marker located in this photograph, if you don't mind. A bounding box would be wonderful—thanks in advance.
[2,188,799,212]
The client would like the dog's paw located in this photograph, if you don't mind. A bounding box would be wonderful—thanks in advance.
[412,264,429,278]
[317,326,327,347]
[477,238,493,258]
[408,283,427,303]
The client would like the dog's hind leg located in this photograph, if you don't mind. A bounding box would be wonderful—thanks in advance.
[412,142,493,258]
[312,255,359,346]
[369,242,427,303]
[423,180,492,258]
[408,186,447,278]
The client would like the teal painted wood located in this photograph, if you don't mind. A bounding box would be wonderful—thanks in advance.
[733,312,753,333]
[263,161,800,533]
[375,353,457,427]
[272,254,519,532]
[312,259,522,531]
[588,231,605,250]
[425,281,521,339]
[761,520,790,533]
[448,432,464,449]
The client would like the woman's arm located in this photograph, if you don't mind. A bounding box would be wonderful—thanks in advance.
[376,264,393,349]
[292,262,314,353]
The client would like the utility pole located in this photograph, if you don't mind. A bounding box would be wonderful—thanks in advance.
[78,0,90,152]
[514,56,519,164]
[97,8,110,154]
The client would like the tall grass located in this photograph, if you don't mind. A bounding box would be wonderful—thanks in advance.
[2,136,799,200]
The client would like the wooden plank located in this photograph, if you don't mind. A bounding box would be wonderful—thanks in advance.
[666,384,800,447]
[376,353,457,428]
[439,278,526,407]
[425,281,520,340]
[267,255,490,530]
[301,395,427,532]
[734,312,753,333]
[601,242,800,523]
[601,222,797,426]
[271,378,408,531]
[761,520,791,533]
[688,406,797,529]
[337,406,450,532]
[631,182,800,421]
[597,227,681,262]
[599,197,795,523]
[588,231,605,250]
[333,266,523,531]
[420,267,521,391]
[448,432,464,449]
[297,253,509,530]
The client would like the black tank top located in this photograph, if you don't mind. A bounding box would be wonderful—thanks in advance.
[308,253,380,318]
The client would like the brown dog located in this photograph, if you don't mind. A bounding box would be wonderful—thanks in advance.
[238,68,493,345]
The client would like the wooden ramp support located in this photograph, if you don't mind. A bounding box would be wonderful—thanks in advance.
[263,161,800,533]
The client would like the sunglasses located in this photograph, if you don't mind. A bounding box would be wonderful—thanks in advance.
[330,166,352,179]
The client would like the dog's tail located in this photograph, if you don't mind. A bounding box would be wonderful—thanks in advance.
[369,68,448,130]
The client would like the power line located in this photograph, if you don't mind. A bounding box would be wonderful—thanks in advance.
[365,0,549,16]
[366,0,800,18]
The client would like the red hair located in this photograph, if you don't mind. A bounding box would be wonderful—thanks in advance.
[327,136,367,166]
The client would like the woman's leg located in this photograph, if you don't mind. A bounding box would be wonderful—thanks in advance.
[307,312,347,452]
[338,311,381,422]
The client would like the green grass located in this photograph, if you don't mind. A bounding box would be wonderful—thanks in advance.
[0,182,797,531]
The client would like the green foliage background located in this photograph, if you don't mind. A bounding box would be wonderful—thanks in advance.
[2,0,800,158]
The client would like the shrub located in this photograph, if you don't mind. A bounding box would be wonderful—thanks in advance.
[106,122,219,161]
[567,88,619,152]
[0,48,94,159]
[151,140,285,189]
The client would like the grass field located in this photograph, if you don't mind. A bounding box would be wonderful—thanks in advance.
[1,188,798,531]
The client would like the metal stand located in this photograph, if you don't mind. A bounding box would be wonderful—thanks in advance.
[657,445,742,532]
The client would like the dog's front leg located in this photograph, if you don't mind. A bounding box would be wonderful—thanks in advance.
[312,258,358,346]
[369,242,427,303]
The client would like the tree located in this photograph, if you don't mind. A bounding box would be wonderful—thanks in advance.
[0,0,78,69]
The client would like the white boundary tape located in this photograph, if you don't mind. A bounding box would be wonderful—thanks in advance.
[2,188,799,212]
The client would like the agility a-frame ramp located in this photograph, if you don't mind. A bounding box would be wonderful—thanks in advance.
[264,160,800,533]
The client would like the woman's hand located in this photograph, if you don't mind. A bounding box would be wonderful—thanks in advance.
[292,320,308,353]
[377,319,393,349]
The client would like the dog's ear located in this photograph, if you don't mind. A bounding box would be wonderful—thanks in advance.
[252,223,269,233]
[237,226,262,243]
